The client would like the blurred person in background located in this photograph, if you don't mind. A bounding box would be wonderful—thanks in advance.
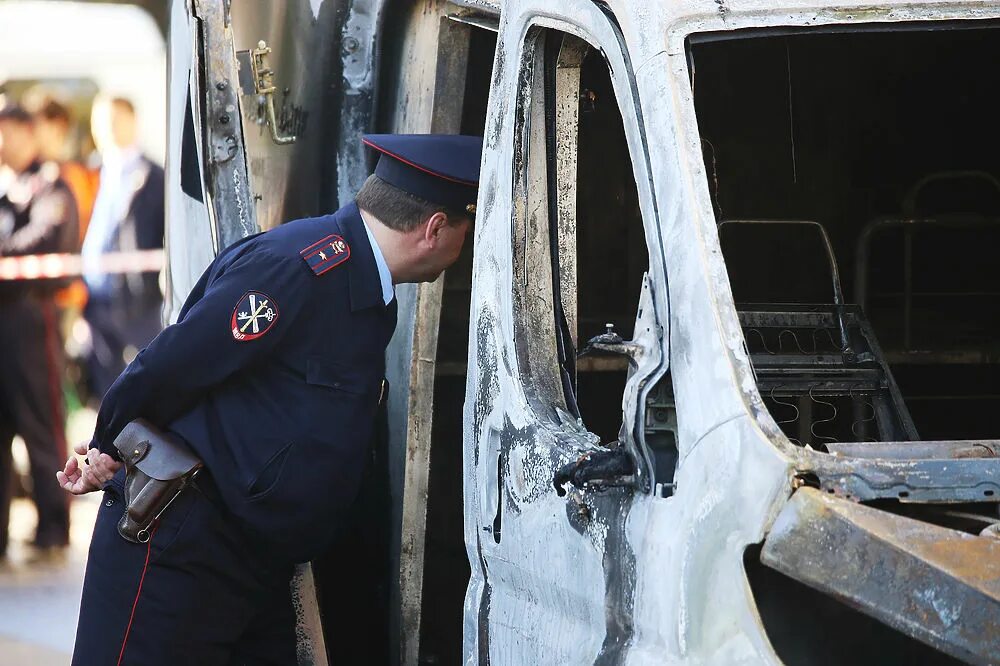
[82,96,163,401]
[28,94,99,237]
[0,103,78,561]
[28,94,100,321]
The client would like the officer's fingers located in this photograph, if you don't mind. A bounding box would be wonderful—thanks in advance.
[73,441,89,456]
[83,460,106,483]
[98,453,121,472]
[78,462,100,488]
[56,469,87,495]
[93,454,120,482]
[75,475,98,494]
[84,449,104,480]
[60,458,84,488]
[84,464,107,485]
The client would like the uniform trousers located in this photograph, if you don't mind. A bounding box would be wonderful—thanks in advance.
[73,471,297,665]
[0,294,70,551]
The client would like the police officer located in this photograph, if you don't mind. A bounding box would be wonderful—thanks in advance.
[58,133,482,664]
[0,104,78,560]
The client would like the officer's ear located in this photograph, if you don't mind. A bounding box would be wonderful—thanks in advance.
[423,211,449,244]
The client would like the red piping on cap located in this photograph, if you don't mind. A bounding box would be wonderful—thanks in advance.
[362,138,477,186]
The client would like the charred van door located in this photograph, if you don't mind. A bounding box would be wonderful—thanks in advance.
[464,3,671,661]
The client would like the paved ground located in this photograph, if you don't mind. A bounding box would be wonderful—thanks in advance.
[0,496,98,665]
[0,409,99,665]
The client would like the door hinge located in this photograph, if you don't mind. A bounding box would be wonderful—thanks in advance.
[236,40,297,145]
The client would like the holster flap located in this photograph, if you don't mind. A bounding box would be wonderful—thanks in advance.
[113,418,202,481]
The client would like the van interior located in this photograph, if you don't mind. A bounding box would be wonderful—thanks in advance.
[689,21,1000,665]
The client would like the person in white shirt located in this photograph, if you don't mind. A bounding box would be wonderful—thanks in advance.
[81,96,164,400]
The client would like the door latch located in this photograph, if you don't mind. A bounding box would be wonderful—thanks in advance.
[236,40,297,145]
[578,323,643,360]
[553,447,636,496]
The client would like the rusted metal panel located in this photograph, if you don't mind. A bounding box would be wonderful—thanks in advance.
[761,487,1000,664]
[799,455,1000,504]
[290,563,329,666]
[192,0,260,249]
[512,27,569,412]
[165,0,215,322]
[827,440,999,460]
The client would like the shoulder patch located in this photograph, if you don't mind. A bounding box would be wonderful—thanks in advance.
[300,234,350,275]
[231,291,279,341]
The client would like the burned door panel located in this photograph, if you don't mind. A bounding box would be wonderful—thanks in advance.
[465,2,675,660]
[218,0,386,232]
[188,0,259,248]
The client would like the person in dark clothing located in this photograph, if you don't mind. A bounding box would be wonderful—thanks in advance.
[59,133,480,664]
[82,96,164,400]
[0,104,78,558]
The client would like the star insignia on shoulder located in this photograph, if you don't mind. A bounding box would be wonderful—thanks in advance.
[300,234,350,275]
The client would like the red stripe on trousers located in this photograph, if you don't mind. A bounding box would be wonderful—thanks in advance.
[117,526,157,666]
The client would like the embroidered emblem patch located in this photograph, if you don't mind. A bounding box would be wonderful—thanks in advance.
[231,291,278,341]
[300,234,350,275]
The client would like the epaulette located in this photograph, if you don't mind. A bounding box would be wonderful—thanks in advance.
[300,234,350,275]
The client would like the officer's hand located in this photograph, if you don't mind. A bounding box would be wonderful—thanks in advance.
[56,443,122,495]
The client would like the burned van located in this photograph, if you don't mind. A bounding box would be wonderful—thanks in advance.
[167,0,1000,663]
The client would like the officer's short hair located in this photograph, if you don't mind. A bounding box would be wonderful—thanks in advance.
[355,175,470,232]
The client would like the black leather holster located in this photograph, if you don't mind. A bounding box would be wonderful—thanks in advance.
[112,419,203,543]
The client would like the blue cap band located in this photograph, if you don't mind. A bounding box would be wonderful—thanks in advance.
[374,154,477,210]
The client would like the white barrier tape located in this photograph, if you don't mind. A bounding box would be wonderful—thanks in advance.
[0,250,165,281]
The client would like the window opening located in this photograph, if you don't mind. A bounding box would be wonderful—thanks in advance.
[690,22,1000,663]
[690,24,1000,447]
[510,28,677,492]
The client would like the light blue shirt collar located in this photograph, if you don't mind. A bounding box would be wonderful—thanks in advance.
[361,216,394,305]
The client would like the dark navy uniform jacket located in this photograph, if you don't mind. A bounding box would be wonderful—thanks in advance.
[0,160,79,299]
[90,202,397,563]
